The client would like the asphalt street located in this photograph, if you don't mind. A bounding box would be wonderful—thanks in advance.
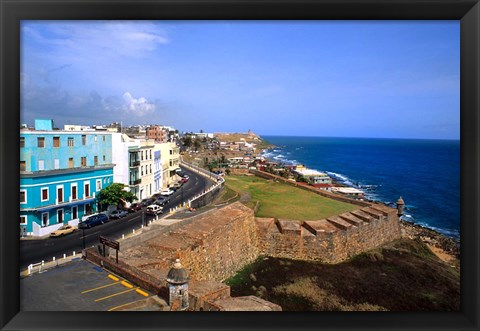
[20,167,214,270]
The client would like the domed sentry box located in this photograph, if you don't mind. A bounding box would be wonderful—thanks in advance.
[396,196,405,217]
[166,259,190,311]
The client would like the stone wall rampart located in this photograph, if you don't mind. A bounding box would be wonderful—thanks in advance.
[255,205,402,263]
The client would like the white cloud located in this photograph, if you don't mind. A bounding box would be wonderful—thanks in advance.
[122,92,155,116]
[23,21,169,59]
[21,73,158,125]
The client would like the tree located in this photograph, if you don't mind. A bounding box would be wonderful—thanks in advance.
[181,135,193,149]
[96,183,137,209]
[193,137,202,151]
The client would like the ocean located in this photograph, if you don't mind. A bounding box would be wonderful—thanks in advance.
[261,136,460,239]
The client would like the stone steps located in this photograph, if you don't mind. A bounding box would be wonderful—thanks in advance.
[303,219,339,235]
[326,216,355,231]
[338,213,366,226]
[350,210,375,223]
[258,204,396,238]
[361,207,385,220]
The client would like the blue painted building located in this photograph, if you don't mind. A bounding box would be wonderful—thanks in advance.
[20,119,115,237]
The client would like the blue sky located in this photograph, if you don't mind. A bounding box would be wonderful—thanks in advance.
[21,21,460,139]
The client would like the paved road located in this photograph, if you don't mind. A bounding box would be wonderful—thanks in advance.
[20,167,214,270]
[21,258,157,311]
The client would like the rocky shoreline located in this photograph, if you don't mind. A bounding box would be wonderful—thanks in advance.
[400,220,460,266]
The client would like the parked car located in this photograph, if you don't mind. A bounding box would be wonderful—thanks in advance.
[50,224,77,237]
[127,203,143,213]
[154,196,170,206]
[160,189,174,196]
[180,178,189,184]
[78,213,109,229]
[170,183,182,191]
[145,204,163,215]
[141,198,155,206]
[109,209,128,219]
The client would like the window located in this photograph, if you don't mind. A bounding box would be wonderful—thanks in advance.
[96,180,101,191]
[103,155,106,162]
[149,164,152,174]
[141,166,144,176]
[42,213,49,227]
[102,135,106,141]
[54,159,60,169]
[53,137,60,147]
[57,186,64,203]
[82,135,86,145]
[20,215,27,225]
[141,151,144,161]
[57,209,64,223]
[68,137,74,147]
[20,137,25,148]
[81,157,87,167]
[84,183,90,198]
[68,158,74,168]
[72,206,78,220]
[20,161,26,172]
[71,184,78,200]
[41,187,49,202]
[150,150,152,159]
[37,137,45,148]
[94,135,97,142]
[94,156,98,166]
[20,190,27,204]
[38,160,45,171]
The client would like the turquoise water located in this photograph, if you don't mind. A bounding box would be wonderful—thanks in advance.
[261,136,460,239]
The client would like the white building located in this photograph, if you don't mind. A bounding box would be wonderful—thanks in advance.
[294,166,332,184]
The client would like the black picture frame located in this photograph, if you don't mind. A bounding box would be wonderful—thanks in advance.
[1,0,478,330]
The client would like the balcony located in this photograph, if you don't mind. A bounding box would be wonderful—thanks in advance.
[129,179,141,186]
[130,160,140,167]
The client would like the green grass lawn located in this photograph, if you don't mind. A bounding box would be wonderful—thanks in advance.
[225,175,357,220]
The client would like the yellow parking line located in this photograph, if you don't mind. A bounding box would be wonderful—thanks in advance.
[121,281,133,288]
[81,282,120,294]
[135,289,149,297]
[107,298,148,311]
[108,274,119,281]
[94,287,139,302]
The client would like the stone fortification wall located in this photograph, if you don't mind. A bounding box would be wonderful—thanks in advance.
[256,204,402,263]
[119,202,260,283]
[250,169,372,208]
[176,203,260,281]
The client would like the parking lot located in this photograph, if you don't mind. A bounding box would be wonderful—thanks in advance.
[21,258,154,311]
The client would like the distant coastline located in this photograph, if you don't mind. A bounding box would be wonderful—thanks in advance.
[258,135,460,241]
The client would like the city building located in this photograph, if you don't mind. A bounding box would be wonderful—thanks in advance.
[20,119,114,237]
[146,125,168,143]
[158,142,181,188]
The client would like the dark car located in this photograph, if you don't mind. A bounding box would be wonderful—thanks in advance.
[141,198,155,206]
[78,213,109,229]
[154,196,170,206]
[127,203,142,213]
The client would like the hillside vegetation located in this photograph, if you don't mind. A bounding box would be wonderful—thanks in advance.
[226,238,460,311]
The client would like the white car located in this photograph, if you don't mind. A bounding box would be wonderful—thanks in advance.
[160,189,174,196]
[146,204,163,215]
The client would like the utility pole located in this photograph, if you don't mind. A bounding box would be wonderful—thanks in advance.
[82,229,86,250]
[181,185,184,206]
